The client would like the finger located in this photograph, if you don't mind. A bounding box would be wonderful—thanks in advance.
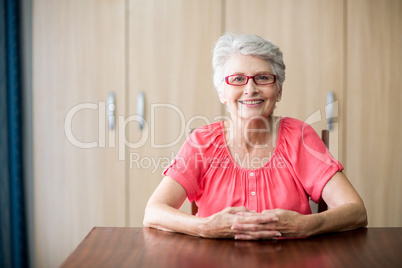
[232,222,278,232]
[234,234,259,240]
[234,211,257,217]
[235,231,282,240]
[235,214,279,224]
[262,209,273,213]
[263,208,285,215]
[224,206,251,214]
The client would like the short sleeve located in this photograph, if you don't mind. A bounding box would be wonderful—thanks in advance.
[163,141,202,201]
[280,118,344,203]
[162,123,223,201]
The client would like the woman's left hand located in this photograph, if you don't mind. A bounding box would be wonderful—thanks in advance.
[263,209,311,237]
[232,209,311,239]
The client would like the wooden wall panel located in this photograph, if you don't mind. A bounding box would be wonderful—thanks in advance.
[225,0,345,161]
[127,0,223,226]
[32,3,402,268]
[33,1,126,266]
[346,0,402,227]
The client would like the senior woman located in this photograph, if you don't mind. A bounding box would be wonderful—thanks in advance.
[143,33,367,239]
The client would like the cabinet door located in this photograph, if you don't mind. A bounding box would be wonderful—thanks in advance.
[346,0,402,227]
[127,0,223,226]
[33,1,126,267]
[225,0,345,160]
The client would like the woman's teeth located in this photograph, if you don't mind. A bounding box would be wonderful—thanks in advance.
[241,100,263,104]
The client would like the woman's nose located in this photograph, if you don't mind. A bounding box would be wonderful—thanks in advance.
[244,79,258,95]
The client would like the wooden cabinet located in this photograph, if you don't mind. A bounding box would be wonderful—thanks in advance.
[33,1,127,267]
[225,0,345,161]
[225,0,402,227]
[345,0,402,227]
[33,0,224,266]
[32,0,401,266]
[127,0,223,226]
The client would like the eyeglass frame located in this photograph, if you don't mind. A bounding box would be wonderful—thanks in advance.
[225,74,277,86]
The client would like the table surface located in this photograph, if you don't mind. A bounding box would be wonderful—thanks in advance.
[61,227,402,268]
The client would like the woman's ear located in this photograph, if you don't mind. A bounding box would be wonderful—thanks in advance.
[219,94,227,104]
[276,88,282,102]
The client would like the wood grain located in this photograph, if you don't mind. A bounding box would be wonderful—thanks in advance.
[127,0,223,225]
[225,0,345,161]
[345,0,402,227]
[33,1,126,266]
[61,227,402,268]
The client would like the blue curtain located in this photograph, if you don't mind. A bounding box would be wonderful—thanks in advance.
[0,0,28,267]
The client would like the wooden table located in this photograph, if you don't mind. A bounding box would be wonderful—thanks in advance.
[61,227,402,268]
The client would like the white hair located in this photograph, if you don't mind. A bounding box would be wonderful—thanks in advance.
[212,33,286,95]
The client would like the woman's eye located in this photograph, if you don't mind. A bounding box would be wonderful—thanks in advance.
[234,76,246,82]
[257,75,269,80]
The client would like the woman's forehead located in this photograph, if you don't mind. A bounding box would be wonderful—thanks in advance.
[224,53,272,75]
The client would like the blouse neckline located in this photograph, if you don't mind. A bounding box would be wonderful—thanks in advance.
[219,117,284,172]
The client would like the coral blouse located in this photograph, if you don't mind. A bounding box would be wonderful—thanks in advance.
[163,117,343,217]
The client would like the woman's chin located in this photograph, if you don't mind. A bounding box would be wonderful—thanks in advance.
[230,112,272,123]
[229,109,274,121]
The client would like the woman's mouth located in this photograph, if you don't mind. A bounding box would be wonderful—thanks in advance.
[239,99,265,106]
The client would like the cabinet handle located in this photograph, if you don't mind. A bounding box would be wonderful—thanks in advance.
[108,92,116,130]
[137,91,145,129]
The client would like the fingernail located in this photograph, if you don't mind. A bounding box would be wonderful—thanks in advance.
[276,232,282,237]
[273,217,279,221]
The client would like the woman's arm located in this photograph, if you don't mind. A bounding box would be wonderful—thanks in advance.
[307,171,368,235]
[232,172,368,239]
[143,176,281,239]
[143,176,199,235]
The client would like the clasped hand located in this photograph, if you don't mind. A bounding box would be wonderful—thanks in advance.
[202,207,308,240]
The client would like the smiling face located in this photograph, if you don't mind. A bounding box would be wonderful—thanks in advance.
[220,53,282,122]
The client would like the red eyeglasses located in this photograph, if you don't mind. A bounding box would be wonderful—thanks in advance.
[225,74,276,86]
